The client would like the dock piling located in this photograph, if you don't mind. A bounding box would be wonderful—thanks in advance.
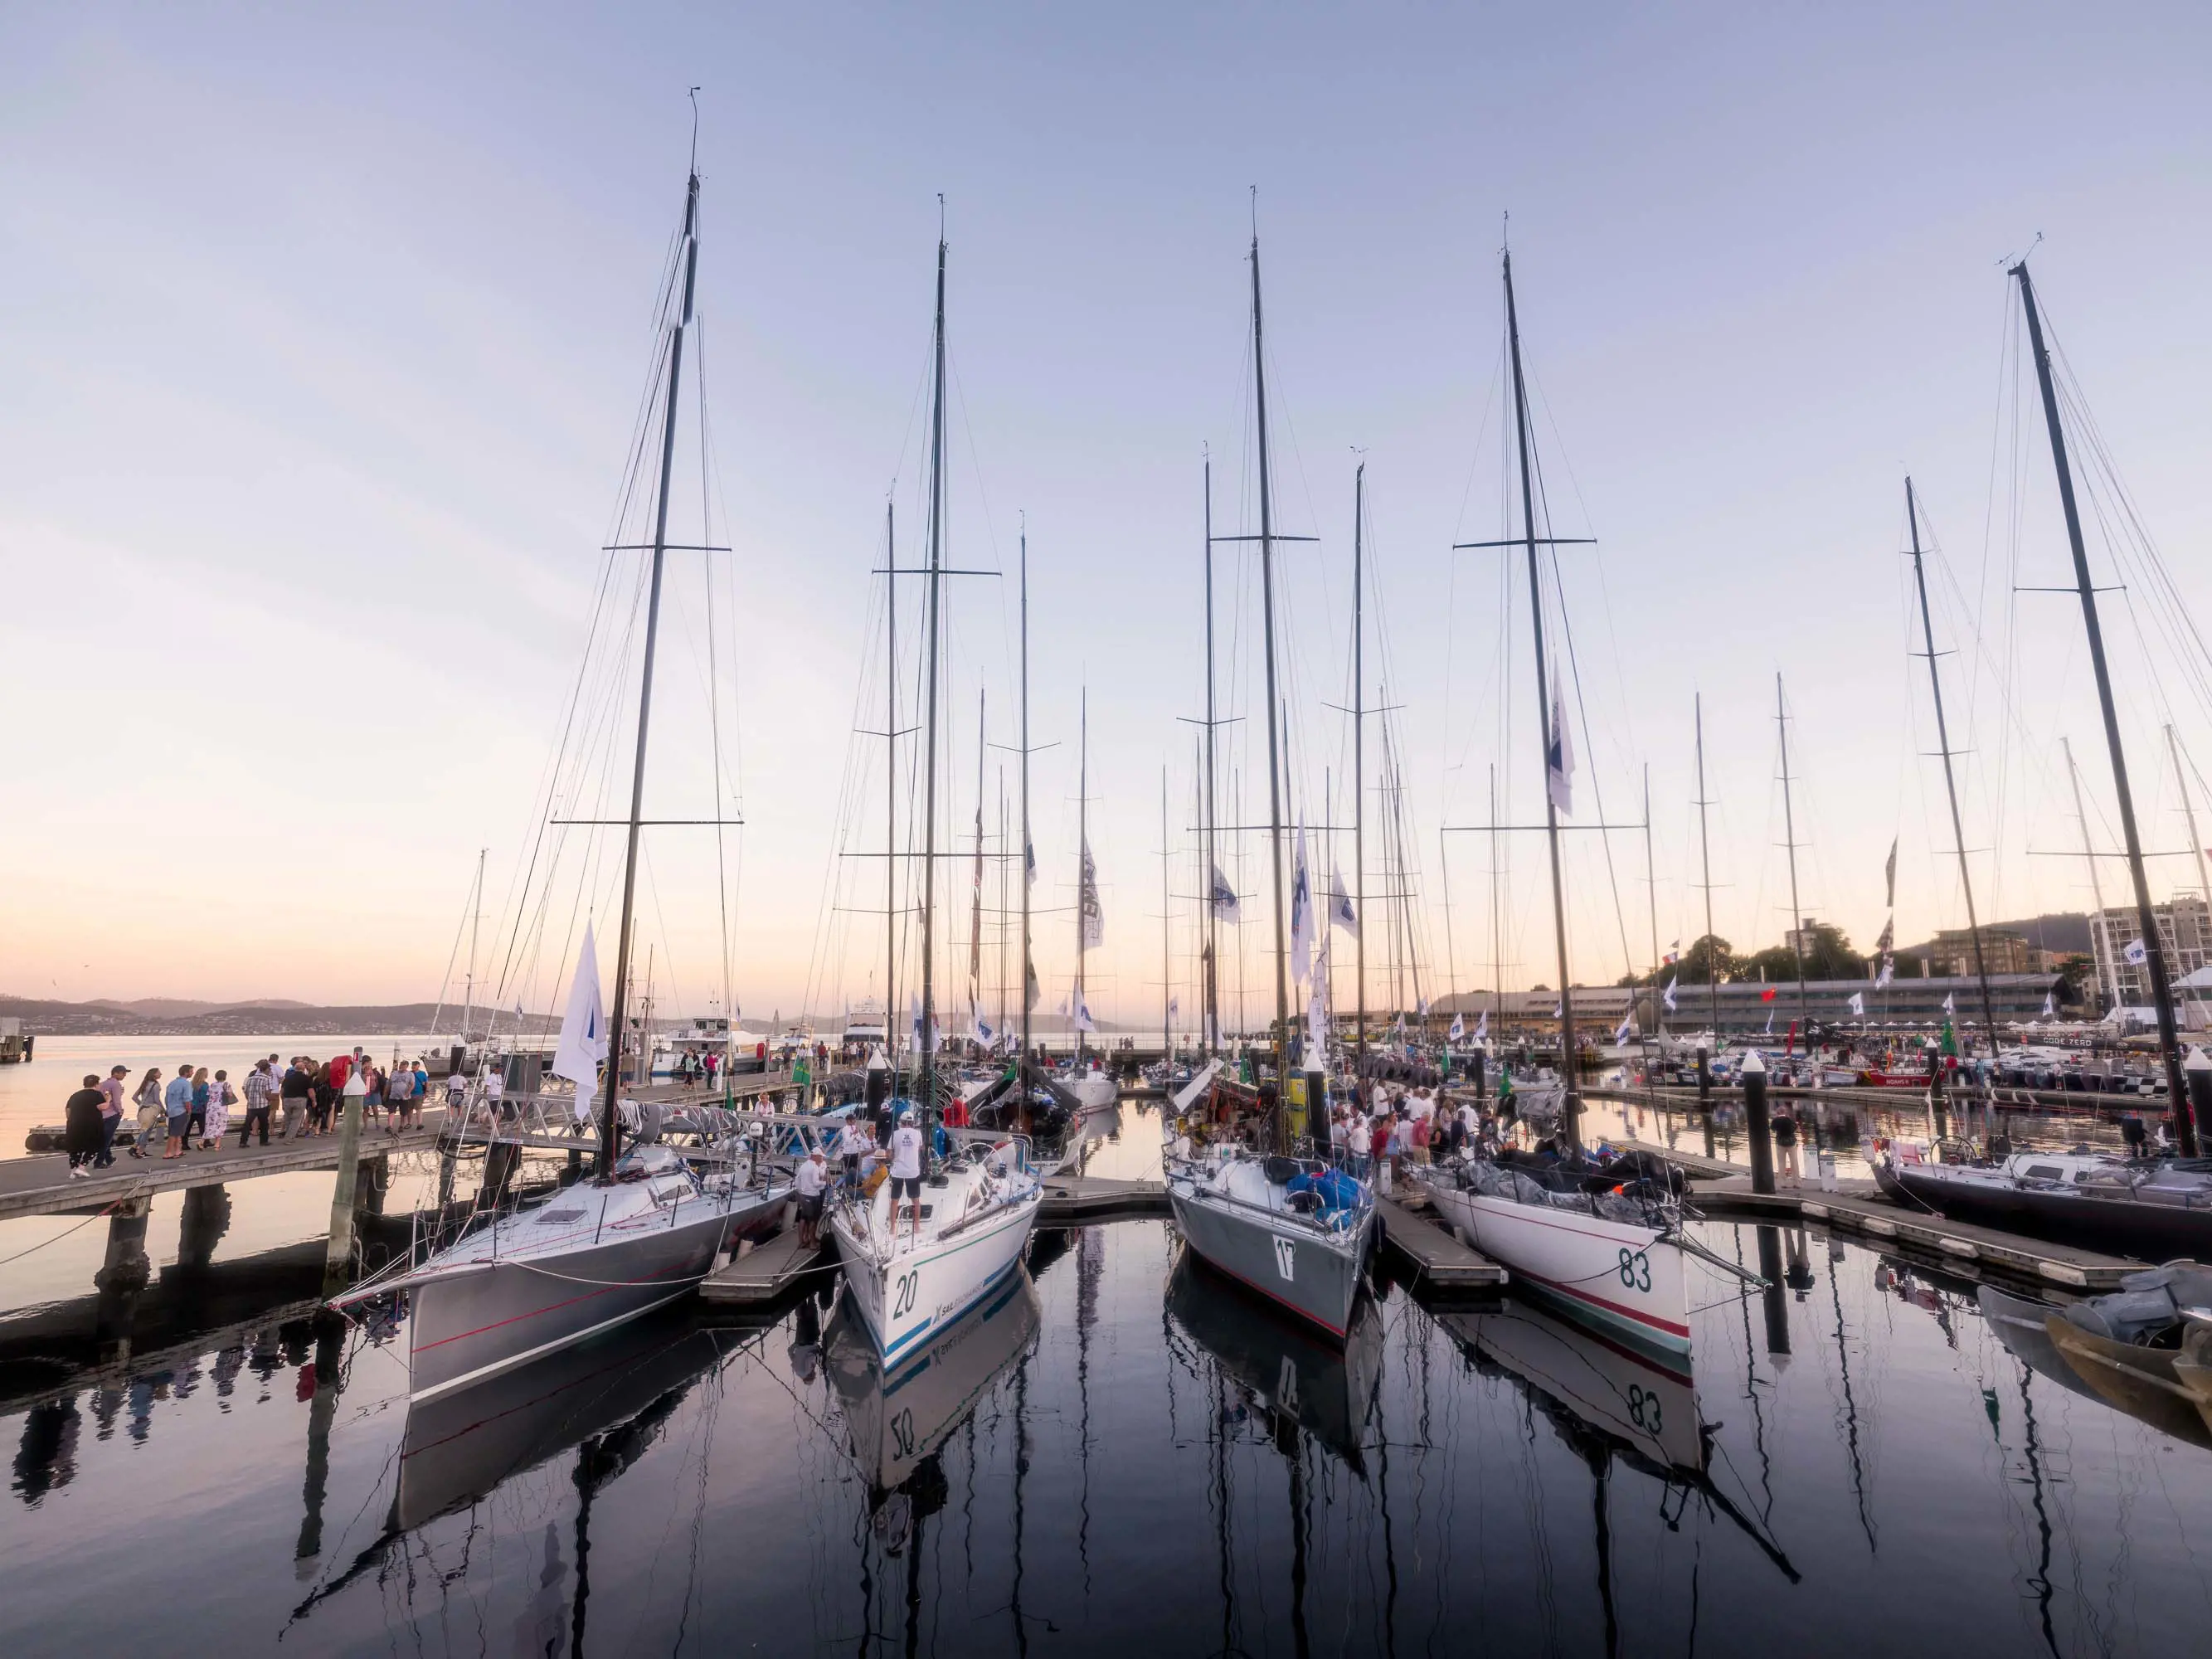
[1742,1049,1775,1196]
[322,1091,366,1296]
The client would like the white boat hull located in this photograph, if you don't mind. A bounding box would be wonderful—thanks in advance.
[1423,1179,1689,1355]
[832,1190,1042,1365]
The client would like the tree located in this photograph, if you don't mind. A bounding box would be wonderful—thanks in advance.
[1632,934,1733,986]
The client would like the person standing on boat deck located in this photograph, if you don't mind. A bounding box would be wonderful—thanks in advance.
[837,1117,873,1188]
[163,1067,194,1158]
[279,1058,309,1138]
[795,1146,829,1248]
[95,1065,127,1167]
[887,1109,926,1245]
[64,1075,106,1177]
[240,1059,275,1147]
[129,1068,163,1159]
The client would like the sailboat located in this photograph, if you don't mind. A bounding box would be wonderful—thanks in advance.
[329,161,791,1402]
[1163,230,1376,1340]
[827,226,1043,1361]
[1415,246,1693,1359]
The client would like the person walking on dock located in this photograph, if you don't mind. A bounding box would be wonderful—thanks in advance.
[240,1059,275,1147]
[279,1058,309,1138]
[163,1066,194,1159]
[64,1074,106,1177]
[96,1065,127,1168]
[187,1066,211,1146]
[129,1067,164,1159]
[203,1069,235,1146]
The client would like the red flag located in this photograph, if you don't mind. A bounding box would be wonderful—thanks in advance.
[1761,986,1777,1003]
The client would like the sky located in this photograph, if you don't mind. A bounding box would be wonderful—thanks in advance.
[4,3,2212,1029]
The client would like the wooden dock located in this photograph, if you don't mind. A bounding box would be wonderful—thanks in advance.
[1618,1140,2140,1291]
[699,1221,820,1305]
[1039,1175,1171,1223]
[0,1118,454,1223]
[1377,1194,1508,1291]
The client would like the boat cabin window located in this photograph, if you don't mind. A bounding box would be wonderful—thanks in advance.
[2022,1165,2064,1183]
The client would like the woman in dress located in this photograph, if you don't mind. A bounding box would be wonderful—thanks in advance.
[130,1068,164,1160]
[202,1069,234,1146]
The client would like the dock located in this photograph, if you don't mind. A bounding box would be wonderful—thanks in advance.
[0,1117,453,1223]
[1039,1175,1170,1223]
[1622,1141,2141,1291]
[699,1223,822,1305]
[1376,1194,1509,1291]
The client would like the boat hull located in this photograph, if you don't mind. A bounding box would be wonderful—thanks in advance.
[1879,1162,2212,1262]
[833,1194,1042,1365]
[1422,1180,1689,1355]
[1165,1181,1371,1340]
[2044,1312,2212,1448]
[403,1190,780,1402]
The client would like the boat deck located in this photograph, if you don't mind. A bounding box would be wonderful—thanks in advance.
[1378,1194,1509,1292]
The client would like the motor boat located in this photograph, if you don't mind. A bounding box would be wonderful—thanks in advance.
[1417,1142,1693,1357]
[828,1124,1042,1364]
[1874,1148,2212,1261]
[334,1141,790,1402]
[1163,1068,1377,1340]
[2038,1263,2212,1448]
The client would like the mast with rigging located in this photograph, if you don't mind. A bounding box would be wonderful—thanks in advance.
[1904,477,2001,1062]
[2011,259,2194,1153]
[602,164,700,1177]
[917,230,949,1135]
[1352,461,1368,1082]
[1502,248,1582,1146]
[1776,675,1811,1048]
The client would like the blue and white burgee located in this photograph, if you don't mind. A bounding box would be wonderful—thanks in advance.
[1449,1011,1466,1041]
[1942,991,1957,1016]
[1662,975,1679,1014]
[551,921,608,1128]
[1290,821,1314,987]
[2124,937,2149,966]
[1473,1009,1489,1042]
[1546,679,1576,816]
[1074,997,1096,1034]
[1613,1012,1634,1045]
[1209,864,1242,923]
[1329,867,1359,937]
[1847,991,1866,1017]
[2041,991,2055,1019]
[1079,840,1105,950]
[974,1005,995,1047]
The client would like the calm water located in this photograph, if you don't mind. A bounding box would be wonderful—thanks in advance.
[5,1206,2210,1657]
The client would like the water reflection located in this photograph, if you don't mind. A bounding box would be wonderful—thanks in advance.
[7,1216,2212,1657]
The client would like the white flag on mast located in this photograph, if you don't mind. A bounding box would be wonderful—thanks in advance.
[1209,864,1242,923]
[1079,839,1104,950]
[1329,867,1359,937]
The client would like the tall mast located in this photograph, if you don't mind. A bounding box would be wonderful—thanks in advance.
[1775,674,1811,1044]
[1503,248,1580,1145]
[997,774,1009,1046]
[1905,477,2001,1062]
[2012,259,2193,1152]
[603,165,699,1177]
[884,499,899,1071]
[1695,696,1719,1039]
[1019,528,1033,1064]
[1488,763,1502,1040]
[1642,767,1660,982]
[2167,725,2210,1031]
[970,689,986,1038]
[2064,737,2112,979]
[1203,455,1221,1056]
[1252,235,1292,1096]
[1076,687,1089,1066]
[1352,460,1368,1079]
[1162,766,1173,1059]
[461,846,485,1045]
[918,230,947,1130]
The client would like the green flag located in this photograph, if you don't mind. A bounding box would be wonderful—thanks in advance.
[1940,1019,1957,1058]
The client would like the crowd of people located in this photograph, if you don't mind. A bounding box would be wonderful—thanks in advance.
[61,1048,443,1176]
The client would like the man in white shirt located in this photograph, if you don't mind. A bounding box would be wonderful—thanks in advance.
[794,1146,829,1248]
[887,1110,926,1243]
[836,1118,874,1188]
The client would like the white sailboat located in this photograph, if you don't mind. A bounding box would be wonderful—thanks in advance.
[1415,245,1691,1356]
[329,160,791,1399]
[829,226,1041,1359]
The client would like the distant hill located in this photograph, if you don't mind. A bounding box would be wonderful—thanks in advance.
[0,995,555,1038]
[1900,912,2091,958]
